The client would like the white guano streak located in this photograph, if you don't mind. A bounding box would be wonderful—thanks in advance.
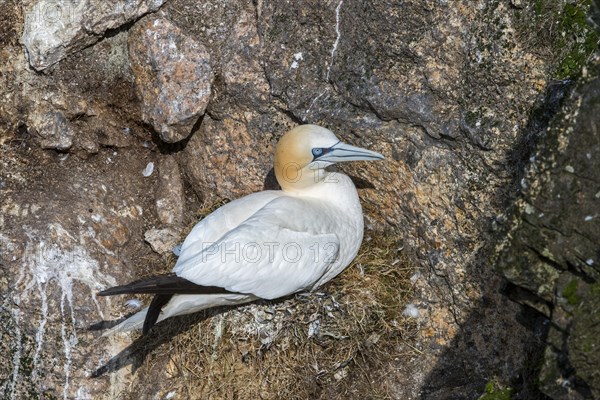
[326,0,343,82]
[9,224,116,399]
[305,0,343,118]
[8,238,29,400]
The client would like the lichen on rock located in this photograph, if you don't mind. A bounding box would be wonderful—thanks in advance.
[496,55,600,400]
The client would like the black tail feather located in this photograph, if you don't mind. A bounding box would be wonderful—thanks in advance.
[97,274,237,296]
[143,294,173,335]
[98,274,241,335]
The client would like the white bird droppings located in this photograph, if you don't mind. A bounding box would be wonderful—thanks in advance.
[165,391,177,400]
[333,368,348,381]
[520,178,527,189]
[172,244,182,257]
[475,49,483,63]
[75,386,92,400]
[308,319,321,338]
[290,52,304,69]
[565,165,575,173]
[125,299,143,309]
[143,162,155,177]
[524,203,535,215]
[586,259,594,266]
[402,304,420,318]
[326,0,344,81]
[584,215,593,221]
[13,224,117,399]
[410,272,422,284]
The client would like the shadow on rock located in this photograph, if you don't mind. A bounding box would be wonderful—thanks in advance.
[418,77,574,399]
[418,286,551,399]
[91,307,228,377]
[91,295,296,378]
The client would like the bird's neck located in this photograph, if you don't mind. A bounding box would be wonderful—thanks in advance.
[276,163,331,193]
[280,169,360,208]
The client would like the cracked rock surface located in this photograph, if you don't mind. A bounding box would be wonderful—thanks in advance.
[22,0,167,71]
[1,0,598,398]
[128,17,213,143]
[497,59,600,400]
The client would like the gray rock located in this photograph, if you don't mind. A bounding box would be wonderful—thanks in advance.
[155,1,271,117]
[2,0,598,398]
[50,29,137,154]
[155,157,185,225]
[258,0,461,137]
[32,111,75,150]
[497,61,600,399]
[21,0,166,71]
[144,227,182,255]
[128,17,213,143]
[181,114,276,202]
[0,145,154,399]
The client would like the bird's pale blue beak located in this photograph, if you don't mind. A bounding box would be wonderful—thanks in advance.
[317,142,384,163]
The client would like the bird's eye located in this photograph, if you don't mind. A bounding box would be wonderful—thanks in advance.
[312,148,324,157]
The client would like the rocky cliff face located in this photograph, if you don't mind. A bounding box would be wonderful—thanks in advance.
[0,0,597,399]
[497,58,600,400]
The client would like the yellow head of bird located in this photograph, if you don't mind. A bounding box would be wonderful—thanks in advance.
[274,125,384,192]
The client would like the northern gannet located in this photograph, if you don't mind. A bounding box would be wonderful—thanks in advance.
[99,124,384,334]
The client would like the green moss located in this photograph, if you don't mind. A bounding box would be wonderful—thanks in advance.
[480,379,513,400]
[534,0,544,15]
[464,110,481,126]
[590,282,600,297]
[562,279,580,305]
[555,0,599,79]
[582,340,592,353]
[513,0,598,79]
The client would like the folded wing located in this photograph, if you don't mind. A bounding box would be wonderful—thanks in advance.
[173,197,341,299]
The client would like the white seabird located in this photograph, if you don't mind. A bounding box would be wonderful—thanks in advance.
[99,124,384,334]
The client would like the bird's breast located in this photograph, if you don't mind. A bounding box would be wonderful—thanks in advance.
[297,174,365,287]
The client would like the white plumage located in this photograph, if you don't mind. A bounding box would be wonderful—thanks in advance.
[100,124,383,334]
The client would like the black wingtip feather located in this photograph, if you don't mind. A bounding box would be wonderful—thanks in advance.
[97,274,239,297]
[97,286,132,296]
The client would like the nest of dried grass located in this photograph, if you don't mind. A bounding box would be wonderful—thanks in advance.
[132,227,418,399]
